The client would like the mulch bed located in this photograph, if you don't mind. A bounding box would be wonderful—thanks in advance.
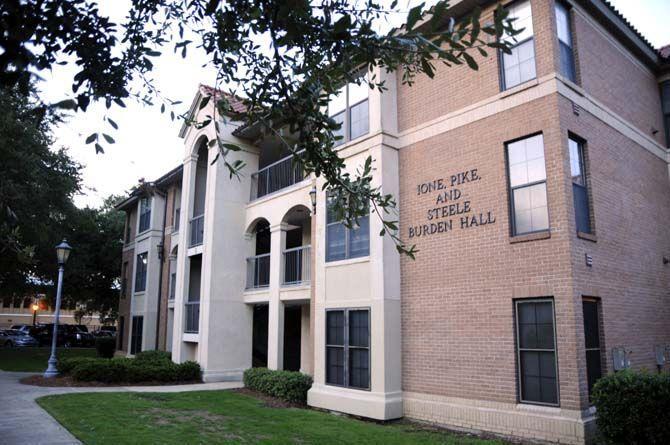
[20,374,203,387]
[232,388,305,409]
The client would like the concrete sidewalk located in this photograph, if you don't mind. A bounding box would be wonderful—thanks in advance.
[0,371,242,445]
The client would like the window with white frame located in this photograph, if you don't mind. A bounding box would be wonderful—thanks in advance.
[326,308,370,390]
[501,0,536,90]
[506,134,549,235]
[135,252,148,293]
[569,136,592,234]
[555,2,576,82]
[138,197,151,233]
[326,197,369,262]
[328,77,369,146]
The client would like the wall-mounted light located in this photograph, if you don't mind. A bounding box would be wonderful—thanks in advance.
[309,186,317,214]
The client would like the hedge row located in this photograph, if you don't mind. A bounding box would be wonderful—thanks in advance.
[592,370,670,445]
[58,355,201,384]
[243,367,312,404]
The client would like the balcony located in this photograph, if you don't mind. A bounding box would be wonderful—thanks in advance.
[184,301,200,333]
[246,253,270,289]
[282,245,311,286]
[189,214,204,247]
[250,153,304,201]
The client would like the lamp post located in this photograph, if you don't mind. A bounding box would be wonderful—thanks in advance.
[44,239,72,378]
[31,303,39,326]
[309,186,317,214]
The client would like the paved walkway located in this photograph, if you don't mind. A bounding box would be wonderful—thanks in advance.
[0,371,242,445]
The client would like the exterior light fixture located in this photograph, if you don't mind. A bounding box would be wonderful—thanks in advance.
[44,239,72,378]
[309,186,317,214]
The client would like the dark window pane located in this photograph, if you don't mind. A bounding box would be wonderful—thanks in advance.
[586,349,602,396]
[518,303,536,324]
[521,350,557,404]
[573,184,591,233]
[535,302,554,324]
[582,301,600,349]
[326,347,344,385]
[326,311,344,345]
[326,223,346,262]
[540,376,558,404]
[349,310,369,348]
[349,348,370,389]
[348,215,370,258]
[519,323,537,349]
[536,323,555,350]
[521,373,541,403]
[559,41,576,82]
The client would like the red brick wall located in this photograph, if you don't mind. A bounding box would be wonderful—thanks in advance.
[399,94,587,410]
[396,0,559,132]
[557,95,670,408]
[572,10,666,147]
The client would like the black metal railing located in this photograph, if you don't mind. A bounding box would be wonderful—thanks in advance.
[246,253,271,289]
[282,245,311,285]
[250,153,305,201]
[189,214,204,247]
[184,301,200,333]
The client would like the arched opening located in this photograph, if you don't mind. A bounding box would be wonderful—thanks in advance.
[281,205,311,286]
[189,137,208,247]
[245,218,271,289]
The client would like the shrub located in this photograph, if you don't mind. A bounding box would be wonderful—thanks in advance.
[60,354,202,384]
[243,367,313,404]
[592,370,670,444]
[134,350,171,364]
[95,336,117,358]
[58,357,99,375]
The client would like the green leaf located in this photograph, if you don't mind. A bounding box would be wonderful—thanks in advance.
[52,99,78,110]
[462,52,478,70]
[94,143,104,154]
[107,118,118,130]
[199,95,211,110]
[205,0,218,15]
[406,2,425,31]
[102,134,115,144]
[85,133,97,144]
[145,50,161,57]
[221,143,241,151]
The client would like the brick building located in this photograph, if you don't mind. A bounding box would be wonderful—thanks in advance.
[115,1,670,443]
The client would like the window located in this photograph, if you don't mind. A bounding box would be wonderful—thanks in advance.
[326,308,370,389]
[500,1,536,90]
[124,215,132,242]
[506,134,549,235]
[172,189,181,232]
[135,252,148,293]
[23,298,31,309]
[661,80,670,148]
[169,272,176,300]
[2,296,11,308]
[118,316,125,351]
[326,198,369,262]
[515,299,559,405]
[138,197,151,233]
[121,261,129,297]
[569,137,592,234]
[130,316,143,354]
[582,299,602,400]
[328,77,369,146]
[555,2,576,82]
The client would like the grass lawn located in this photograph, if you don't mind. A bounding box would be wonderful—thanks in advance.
[38,390,507,445]
[0,347,96,372]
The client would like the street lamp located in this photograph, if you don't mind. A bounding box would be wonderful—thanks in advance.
[31,303,39,326]
[44,239,72,378]
[309,186,317,214]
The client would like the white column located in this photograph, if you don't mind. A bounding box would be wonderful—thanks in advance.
[267,223,287,370]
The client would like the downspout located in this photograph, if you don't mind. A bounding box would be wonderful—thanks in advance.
[155,189,168,350]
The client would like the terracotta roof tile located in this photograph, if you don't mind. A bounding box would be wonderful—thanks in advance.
[198,84,248,114]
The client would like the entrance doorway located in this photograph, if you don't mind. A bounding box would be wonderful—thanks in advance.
[283,305,302,371]
[252,304,268,367]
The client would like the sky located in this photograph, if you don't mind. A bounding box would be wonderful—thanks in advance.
[39,0,670,208]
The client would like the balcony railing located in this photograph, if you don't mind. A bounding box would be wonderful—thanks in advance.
[184,301,200,333]
[246,253,270,289]
[283,245,311,286]
[189,214,204,247]
[250,153,305,201]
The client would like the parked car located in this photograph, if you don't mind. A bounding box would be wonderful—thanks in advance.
[2,329,39,347]
[0,331,12,347]
[30,324,95,347]
[93,326,116,337]
[10,324,32,333]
